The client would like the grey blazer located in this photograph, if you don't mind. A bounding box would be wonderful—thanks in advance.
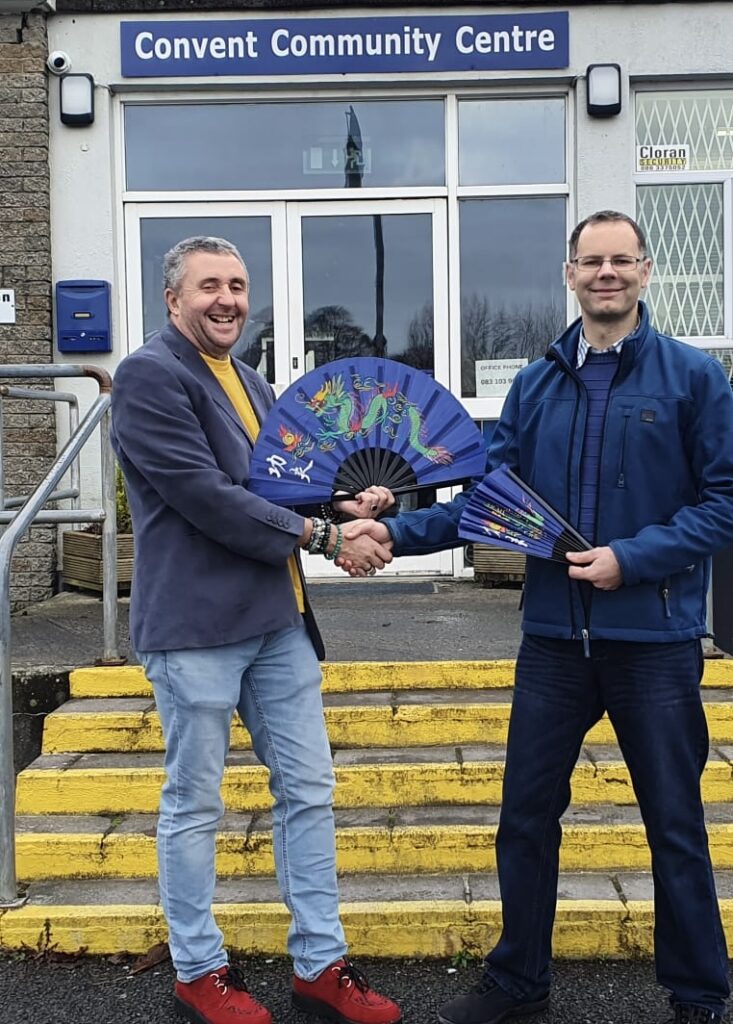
[110,323,324,657]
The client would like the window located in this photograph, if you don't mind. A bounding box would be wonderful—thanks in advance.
[456,97,568,402]
[459,197,567,397]
[125,99,445,191]
[636,90,732,342]
[458,97,565,185]
[637,184,723,338]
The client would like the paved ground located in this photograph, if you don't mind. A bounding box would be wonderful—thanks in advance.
[11,578,524,673]
[1,951,728,1024]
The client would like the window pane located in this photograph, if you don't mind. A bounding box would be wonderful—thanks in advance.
[459,197,566,397]
[637,90,733,172]
[139,217,275,381]
[300,212,434,373]
[125,100,444,191]
[459,98,565,185]
[637,184,724,337]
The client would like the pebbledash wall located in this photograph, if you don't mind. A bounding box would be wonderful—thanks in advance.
[5,0,733,595]
[0,6,56,610]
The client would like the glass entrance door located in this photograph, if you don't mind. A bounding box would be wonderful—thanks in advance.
[287,199,453,577]
[125,199,456,578]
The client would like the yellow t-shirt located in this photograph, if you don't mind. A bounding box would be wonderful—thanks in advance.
[199,352,305,613]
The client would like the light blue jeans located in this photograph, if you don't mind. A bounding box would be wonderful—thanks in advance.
[139,622,347,983]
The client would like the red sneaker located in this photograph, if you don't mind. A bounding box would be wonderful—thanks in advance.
[292,957,402,1024]
[175,965,273,1024]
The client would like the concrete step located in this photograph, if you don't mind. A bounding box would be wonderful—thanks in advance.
[15,744,733,815]
[69,659,733,699]
[3,872,733,958]
[41,690,733,754]
[14,804,733,881]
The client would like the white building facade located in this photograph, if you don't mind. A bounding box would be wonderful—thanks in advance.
[47,2,733,578]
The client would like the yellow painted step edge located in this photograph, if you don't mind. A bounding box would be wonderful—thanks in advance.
[42,702,733,754]
[15,760,733,816]
[15,823,733,881]
[2,900,733,958]
[68,659,733,698]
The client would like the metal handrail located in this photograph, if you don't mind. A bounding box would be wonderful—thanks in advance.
[0,364,119,905]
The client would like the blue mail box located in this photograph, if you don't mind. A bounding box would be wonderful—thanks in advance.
[56,280,112,353]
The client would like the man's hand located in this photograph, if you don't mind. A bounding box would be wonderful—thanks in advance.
[337,519,393,577]
[332,486,395,519]
[566,547,623,590]
[342,519,392,544]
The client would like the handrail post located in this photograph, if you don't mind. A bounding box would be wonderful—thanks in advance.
[99,405,120,664]
[0,394,4,510]
[0,559,20,905]
[0,364,117,904]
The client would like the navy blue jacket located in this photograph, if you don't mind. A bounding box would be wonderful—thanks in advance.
[110,324,324,656]
[388,303,733,643]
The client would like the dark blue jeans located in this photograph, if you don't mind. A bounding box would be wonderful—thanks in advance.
[485,634,730,1015]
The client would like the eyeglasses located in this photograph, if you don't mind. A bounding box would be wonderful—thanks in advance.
[569,255,645,272]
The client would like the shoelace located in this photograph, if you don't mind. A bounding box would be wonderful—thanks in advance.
[213,965,251,995]
[333,957,371,993]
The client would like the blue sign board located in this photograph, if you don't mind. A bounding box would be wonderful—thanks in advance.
[121,12,569,78]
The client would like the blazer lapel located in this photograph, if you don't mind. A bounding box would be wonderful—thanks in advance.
[160,324,254,444]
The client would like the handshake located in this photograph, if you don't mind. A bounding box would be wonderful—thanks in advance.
[337,517,393,577]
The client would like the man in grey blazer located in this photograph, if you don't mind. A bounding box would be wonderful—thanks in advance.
[111,236,401,1024]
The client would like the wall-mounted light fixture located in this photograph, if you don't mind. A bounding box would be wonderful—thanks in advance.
[60,73,95,127]
[586,63,622,118]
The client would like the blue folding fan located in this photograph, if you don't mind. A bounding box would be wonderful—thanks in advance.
[459,465,593,563]
[248,357,487,506]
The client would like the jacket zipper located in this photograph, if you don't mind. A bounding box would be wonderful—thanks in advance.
[616,408,632,488]
[660,576,672,618]
[548,347,583,647]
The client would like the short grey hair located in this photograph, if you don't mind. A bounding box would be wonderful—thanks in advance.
[162,236,249,293]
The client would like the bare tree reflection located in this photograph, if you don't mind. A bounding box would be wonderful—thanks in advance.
[233,304,275,380]
[460,295,566,396]
[304,305,373,363]
[402,302,434,372]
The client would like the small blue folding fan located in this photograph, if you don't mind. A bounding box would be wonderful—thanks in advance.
[248,357,487,506]
[459,465,592,563]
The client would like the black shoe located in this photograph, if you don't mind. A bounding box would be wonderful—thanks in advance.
[668,1006,724,1024]
[437,976,549,1024]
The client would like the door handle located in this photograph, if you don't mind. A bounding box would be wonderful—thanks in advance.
[292,357,299,370]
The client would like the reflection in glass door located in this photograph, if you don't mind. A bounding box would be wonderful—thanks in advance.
[288,200,454,577]
[298,212,436,375]
[124,202,289,385]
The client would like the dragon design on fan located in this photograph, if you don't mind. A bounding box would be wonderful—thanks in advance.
[287,372,452,464]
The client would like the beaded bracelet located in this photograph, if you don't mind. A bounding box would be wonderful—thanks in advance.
[307,517,328,554]
[324,524,344,562]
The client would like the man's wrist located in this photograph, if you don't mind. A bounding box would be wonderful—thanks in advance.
[324,524,337,557]
[298,518,314,548]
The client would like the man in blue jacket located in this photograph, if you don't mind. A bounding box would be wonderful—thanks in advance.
[346,211,733,1024]
[111,236,401,1024]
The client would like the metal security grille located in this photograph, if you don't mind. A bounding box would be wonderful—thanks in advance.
[637,183,724,338]
[636,91,733,171]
